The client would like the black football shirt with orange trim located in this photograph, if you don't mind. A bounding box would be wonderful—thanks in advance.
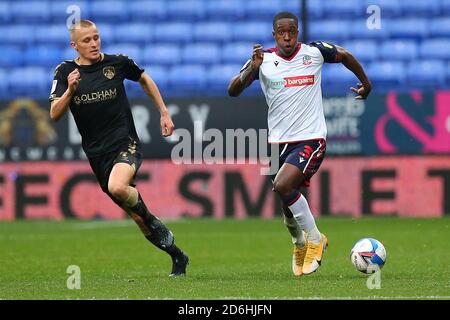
[49,53,144,158]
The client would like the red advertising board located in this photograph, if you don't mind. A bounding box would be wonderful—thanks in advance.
[0,157,448,220]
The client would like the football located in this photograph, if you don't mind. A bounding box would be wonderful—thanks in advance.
[350,238,387,274]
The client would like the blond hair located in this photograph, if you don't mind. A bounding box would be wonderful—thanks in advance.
[69,19,97,41]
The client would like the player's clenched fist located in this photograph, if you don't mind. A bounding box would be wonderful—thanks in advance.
[67,68,81,94]
[251,44,264,70]
[160,114,175,137]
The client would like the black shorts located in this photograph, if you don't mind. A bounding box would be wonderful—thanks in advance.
[272,138,326,187]
[88,139,143,194]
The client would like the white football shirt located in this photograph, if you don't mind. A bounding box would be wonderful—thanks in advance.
[241,42,338,143]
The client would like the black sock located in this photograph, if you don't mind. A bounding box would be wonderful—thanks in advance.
[131,195,182,257]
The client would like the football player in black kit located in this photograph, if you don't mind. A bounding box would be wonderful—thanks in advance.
[49,20,189,277]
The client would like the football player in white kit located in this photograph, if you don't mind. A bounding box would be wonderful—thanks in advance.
[228,12,371,276]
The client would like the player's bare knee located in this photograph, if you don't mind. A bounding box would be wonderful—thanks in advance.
[272,179,293,198]
[108,182,128,201]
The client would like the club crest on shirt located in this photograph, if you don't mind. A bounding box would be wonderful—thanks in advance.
[103,66,115,79]
[302,55,312,66]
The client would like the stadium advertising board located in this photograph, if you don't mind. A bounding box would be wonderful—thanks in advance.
[1,91,449,219]
[0,156,448,220]
[0,91,449,161]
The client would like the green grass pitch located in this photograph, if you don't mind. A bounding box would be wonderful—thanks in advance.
[1,217,449,300]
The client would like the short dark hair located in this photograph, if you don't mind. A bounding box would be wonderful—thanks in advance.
[273,12,298,29]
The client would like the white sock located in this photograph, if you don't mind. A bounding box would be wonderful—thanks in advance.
[288,194,321,244]
[283,216,306,247]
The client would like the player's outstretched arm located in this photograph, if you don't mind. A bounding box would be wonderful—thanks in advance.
[228,44,263,97]
[139,72,174,137]
[50,68,80,121]
[335,45,372,100]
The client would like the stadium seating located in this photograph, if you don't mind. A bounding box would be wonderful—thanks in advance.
[0,68,7,94]
[442,0,450,13]
[154,23,194,43]
[367,62,406,87]
[206,64,242,92]
[181,43,220,64]
[420,39,450,60]
[24,46,62,67]
[322,63,359,93]
[8,67,51,96]
[168,64,207,93]
[0,2,10,23]
[341,40,378,62]
[407,60,447,87]
[388,19,429,39]
[114,23,153,44]
[232,22,273,43]
[35,25,70,46]
[429,18,450,38]
[304,0,323,18]
[0,45,23,67]
[321,0,363,18]
[309,20,351,42]
[245,0,283,19]
[193,22,232,43]
[0,0,449,98]
[399,0,440,17]
[142,44,181,65]
[0,25,35,44]
[167,1,205,21]
[127,1,166,21]
[10,1,50,23]
[204,0,245,21]
[221,42,253,64]
[380,40,418,61]
[89,1,128,23]
[447,62,450,82]
[144,65,169,89]
[62,47,78,61]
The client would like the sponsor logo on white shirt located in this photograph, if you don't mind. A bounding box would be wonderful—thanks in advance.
[284,75,315,87]
[268,75,315,90]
